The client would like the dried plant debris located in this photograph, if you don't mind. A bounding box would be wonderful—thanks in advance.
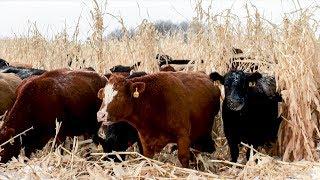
[0,138,319,179]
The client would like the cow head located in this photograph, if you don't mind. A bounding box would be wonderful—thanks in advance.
[97,74,145,125]
[0,127,21,163]
[210,70,262,111]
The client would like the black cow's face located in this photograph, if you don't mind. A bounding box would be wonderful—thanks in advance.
[210,70,262,111]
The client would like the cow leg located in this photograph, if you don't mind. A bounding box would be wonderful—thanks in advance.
[24,133,52,158]
[139,138,155,158]
[177,136,190,168]
[225,133,240,162]
[229,141,239,162]
[193,134,215,153]
[142,146,155,159]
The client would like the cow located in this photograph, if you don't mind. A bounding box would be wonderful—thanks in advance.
[0,69,107,163]
[104,71,147,80]
[155,54,204,71]
[98,121,143,162]
[210,70,282,162]
[109,62,141,73]
[0,73,22,116]
[0,58,46,79]
[97,72,221,167]
[0,66,46,79]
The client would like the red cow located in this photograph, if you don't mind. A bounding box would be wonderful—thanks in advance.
[0,69,107,163]
[97,72,220,167]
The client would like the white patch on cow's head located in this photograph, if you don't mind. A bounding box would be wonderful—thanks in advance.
[97,83,118,124]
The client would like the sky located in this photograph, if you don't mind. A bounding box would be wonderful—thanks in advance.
[0,0,319,40]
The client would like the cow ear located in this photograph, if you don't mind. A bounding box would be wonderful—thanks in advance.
[97,88,104,99]
[130,82,145,98]
[210,72,224,84]
[247,72,262,82]
[105,73,112,79]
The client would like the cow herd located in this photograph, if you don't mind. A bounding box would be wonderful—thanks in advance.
[0,52,282,168]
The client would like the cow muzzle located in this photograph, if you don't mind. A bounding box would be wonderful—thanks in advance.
[97,110,108,124]
[226,98,245,111]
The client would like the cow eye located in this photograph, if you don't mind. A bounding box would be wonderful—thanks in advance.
[249,82,256,87]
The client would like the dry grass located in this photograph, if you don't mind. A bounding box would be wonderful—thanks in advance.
[0,0,320,178]
[1,138,320,179]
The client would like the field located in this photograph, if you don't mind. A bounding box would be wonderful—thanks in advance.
[0,1,320,179]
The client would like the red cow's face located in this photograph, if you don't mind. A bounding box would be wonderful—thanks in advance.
[97,75,145,125]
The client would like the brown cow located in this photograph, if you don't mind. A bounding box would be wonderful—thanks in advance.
[97,72,220,167]
[0,69,107,163]
[0,73,22,116]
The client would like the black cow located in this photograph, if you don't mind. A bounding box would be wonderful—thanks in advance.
[109,62,141,73]
[155,54,204,67]
[210,70,282,162]
[0,58,46,79]
[104,71,147,80]
[98,121,142,162]
[0,66,46,79]
[126,71,147,78]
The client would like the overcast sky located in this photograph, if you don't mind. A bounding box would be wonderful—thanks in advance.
[0,0,319,40]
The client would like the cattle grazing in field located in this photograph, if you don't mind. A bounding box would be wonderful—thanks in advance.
[109,62,141,73]
[155,54,204,71]
[210,70,282,162]
[0,73,22,115]
[0,69,107,163]
[97,72,221,167]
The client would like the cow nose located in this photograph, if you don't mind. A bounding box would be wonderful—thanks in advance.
[226,98,245,111]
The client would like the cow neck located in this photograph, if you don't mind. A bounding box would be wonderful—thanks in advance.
[222,100,249,118]
[4,103,31,133]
